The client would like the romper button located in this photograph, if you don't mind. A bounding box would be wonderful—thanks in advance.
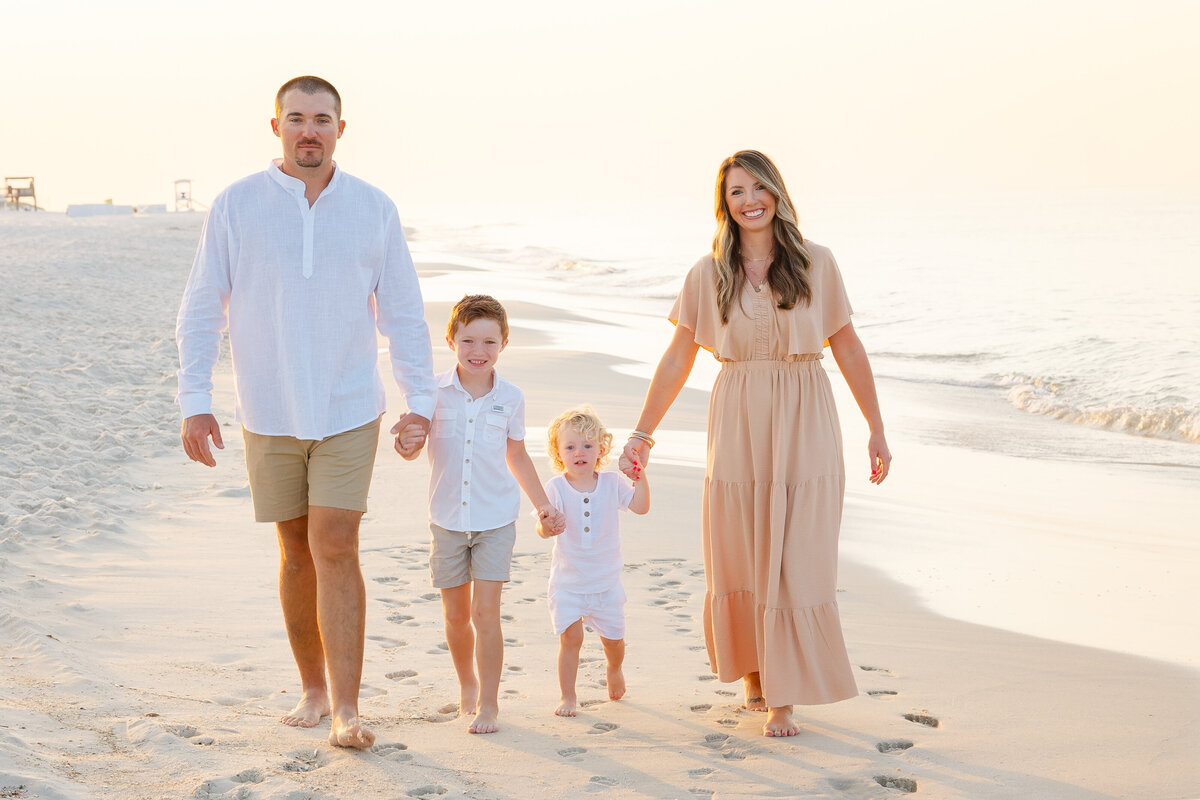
[583,497,589,503]
[584,511,590,517]
[466,439,471,444]
[584,526,590,532]
[465,458,470,463]
[462,501,467,506]
[464,481,469,486]
[468,418,474,423]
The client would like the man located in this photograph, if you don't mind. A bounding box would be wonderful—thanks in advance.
[176,76,434,749]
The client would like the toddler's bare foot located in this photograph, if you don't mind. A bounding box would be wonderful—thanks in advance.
[743,674,767,712]
[280,689,330,728]
[606,666,626,701]
[763,705,800,737]
[468,703,499,734]
[328,712,375,749]
[555,696,578,717]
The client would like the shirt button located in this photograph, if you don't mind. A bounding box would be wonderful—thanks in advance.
[468,418,474,423]
[466,439,471,444]
[464,481,469,486]
[584,526,590,532]
[465,458,470,463]
[583,497,589,503]
[462,501,467,506]
[584,511,590,517]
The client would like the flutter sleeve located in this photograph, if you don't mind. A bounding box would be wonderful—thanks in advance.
[811,243,854,347]
[668,255,721,353]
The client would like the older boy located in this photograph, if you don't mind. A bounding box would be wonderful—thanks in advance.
[399,295,564,733]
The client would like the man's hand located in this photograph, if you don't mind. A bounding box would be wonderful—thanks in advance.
[390,412,430,458]
[181,413,224,467]
[537,505,566,537]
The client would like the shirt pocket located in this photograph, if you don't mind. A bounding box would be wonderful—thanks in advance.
[484,412,508,443]
[433,408,458,438]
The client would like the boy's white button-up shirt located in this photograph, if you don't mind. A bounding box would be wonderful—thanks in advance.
[175,160,436,440]
[426,368,526,532]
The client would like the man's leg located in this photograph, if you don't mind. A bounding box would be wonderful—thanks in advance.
[306,505,374,749]
[276,515,331,727]
[469,579,504,734]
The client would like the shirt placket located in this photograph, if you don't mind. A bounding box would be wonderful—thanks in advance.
[299,197,316,278]
[460,395,484,530]
[580,494,593,548]
[752,291,771,360]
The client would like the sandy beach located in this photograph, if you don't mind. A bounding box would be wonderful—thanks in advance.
[2,212,1198,800]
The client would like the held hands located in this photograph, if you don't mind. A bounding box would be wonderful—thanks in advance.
[181,413,224,467]
[537,505,566,538]
[391,412,431,460]
[619,438,650,481]
[868,431,892,485]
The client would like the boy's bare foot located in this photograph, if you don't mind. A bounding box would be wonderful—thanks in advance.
[763,705,800,737]
[468,704,499,734]
[555,697,578,717]
[458,685,479,718]
[328,712,375,749]
[606,666,626,701]
[743,674,767,712]
[280,690,331,728]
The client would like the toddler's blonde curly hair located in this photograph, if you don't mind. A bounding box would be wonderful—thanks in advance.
[547,406,613,473]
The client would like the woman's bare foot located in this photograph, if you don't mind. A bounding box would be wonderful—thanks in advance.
[555,696,578,717]
[763,705,800,737]
[328,711,375,748]
[469,703,500,734]
[606,666,627,701]
[280,689,331,728]
[742,674,767,712]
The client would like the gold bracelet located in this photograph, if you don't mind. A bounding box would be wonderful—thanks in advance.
[628,430,655,448]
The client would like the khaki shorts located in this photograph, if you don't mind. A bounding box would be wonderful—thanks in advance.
[429,521,516,588]
[242,417,381,523]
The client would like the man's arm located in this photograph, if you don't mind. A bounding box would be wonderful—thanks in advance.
[375,212,437,432]
[176,201,232,466]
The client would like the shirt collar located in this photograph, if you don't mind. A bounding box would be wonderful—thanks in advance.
[441,367,499,399]
[268,158,342,199]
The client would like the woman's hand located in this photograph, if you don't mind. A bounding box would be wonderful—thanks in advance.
[620,438,650,480]
[868,431,892,484]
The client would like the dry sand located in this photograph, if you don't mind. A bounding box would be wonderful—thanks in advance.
[1,214,1197,799]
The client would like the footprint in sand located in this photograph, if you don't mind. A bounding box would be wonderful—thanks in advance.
[504,637,525,647]
[688,645,707,652]
[698,674,717,682]
[387,612,415,624]
[232,769,264,784]
[689,790,714,798]
[559,746,588,757]
[874,776,918,793]
[715,690,736,697]
[702,733,729,749]
[386,669,418,680]
[580,699,606,708]
[281,748,322,773]
[903,713,940,728]
[859,665,896,676]
[688,767,715,778]
[374,576,399,584]
[372,743,413,761]
[690,704,711,713]
[166,724,200,738]
[436,703,459,716]
[406,785,447,798]
[877,739,915,753]
[367,635,407,648]
[717,718,738,728]
[506,665,524,673]
[653,599,670,606]
[588,722,619,735]
[867,689,898,698]
[589,776,619,787]
[502,614,516,621]
[420,592,440,601]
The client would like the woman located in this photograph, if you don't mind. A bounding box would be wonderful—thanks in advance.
[621,150,891,737]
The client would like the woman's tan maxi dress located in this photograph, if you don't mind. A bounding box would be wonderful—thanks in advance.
[670,242,858,705]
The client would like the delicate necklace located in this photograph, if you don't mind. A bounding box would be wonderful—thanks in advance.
[741,252,773,292]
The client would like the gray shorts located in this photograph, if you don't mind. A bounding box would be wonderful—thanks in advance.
[429,521,517,588]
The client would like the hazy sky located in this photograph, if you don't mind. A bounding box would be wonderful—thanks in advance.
[4,0,1198,213]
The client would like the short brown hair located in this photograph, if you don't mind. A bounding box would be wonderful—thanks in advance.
[547,407,613,473]
[447,294,509,341]
[275,76,342,119]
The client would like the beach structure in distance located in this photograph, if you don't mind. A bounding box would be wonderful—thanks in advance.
[3,176,38,210]
[175,178,195,211]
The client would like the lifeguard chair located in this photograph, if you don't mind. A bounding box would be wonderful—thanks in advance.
[4,177,37,211]
[174,179,194,212]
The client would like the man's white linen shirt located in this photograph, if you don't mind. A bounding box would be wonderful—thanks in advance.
[545,472,634,595]
[176,160,435,440]
[427,368,527,532]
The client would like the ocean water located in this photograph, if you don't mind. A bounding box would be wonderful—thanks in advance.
[404,188,1200,470]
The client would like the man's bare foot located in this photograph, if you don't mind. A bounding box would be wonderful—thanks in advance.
[555,697,578,717]
[468,704,499,734]
[743,674,767,712]
[763,705,800,737]
[328,711,375,749]
[606,666,626,701]
[280,689,331,728]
